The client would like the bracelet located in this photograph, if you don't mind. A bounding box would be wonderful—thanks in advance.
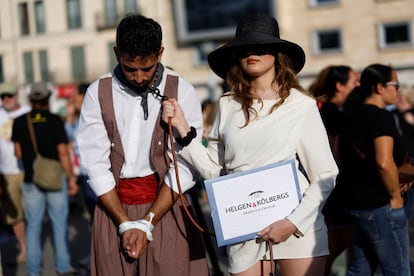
[118,212,155,241]
[175,126,197,147]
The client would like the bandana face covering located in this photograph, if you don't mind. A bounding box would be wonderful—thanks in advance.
[114,63,164,120]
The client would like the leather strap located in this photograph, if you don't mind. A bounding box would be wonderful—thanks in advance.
[98,77,125,185]
[98,74,179,186]
[26,113,39,154]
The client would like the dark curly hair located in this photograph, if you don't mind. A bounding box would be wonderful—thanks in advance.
[116,14,162,58]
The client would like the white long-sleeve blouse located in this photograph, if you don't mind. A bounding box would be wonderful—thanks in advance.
[181,89,338,273]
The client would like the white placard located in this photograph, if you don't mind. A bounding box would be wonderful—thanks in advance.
[204,159,301,247]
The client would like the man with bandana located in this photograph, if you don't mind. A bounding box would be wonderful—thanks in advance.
[77,14,208,276]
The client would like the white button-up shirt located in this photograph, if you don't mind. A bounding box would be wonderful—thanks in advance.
[77,69,203,196]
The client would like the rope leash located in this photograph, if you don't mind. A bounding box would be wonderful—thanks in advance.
[167,117,214,235]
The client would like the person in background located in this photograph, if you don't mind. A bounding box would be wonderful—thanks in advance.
[0,82,30,264]
[201,98,216,146]
[308,65,360,275]
[11,81,78,276]
[338,64,411,276]
[393,91,414,160]
[162,13,338,276]
[77,14,208,276]
[65,83,97,219]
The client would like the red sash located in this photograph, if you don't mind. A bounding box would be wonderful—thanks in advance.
[117,174,158,205]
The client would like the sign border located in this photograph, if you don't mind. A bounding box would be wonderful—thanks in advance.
[204,159,301,247]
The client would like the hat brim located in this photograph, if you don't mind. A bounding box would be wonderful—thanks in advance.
[208,37,305,80]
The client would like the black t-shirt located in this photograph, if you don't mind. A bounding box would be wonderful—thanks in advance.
[320,102,347,136]
[337,104,406,209]
[11,110,68,182]
[319,102,349,220]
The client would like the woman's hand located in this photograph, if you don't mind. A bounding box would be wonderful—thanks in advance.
[162,99,191,137]
[257,218,297,244]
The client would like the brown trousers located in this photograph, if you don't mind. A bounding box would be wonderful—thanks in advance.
[90,199,209,276]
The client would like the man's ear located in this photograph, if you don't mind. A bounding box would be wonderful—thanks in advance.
[114,47,121,62]
[157,46,164,63]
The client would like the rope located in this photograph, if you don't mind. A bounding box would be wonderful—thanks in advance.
[167,117,214,235]
[268,240,275,276]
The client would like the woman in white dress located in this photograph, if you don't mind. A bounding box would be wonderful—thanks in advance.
[162,13,338,276]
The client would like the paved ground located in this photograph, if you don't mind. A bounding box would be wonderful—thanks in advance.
[2,191,414,276]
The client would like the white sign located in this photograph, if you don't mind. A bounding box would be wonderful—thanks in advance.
[204,159,301,247]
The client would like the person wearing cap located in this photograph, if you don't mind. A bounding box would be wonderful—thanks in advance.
[0,82,30,264]
[11,81,78,276]
[162,13,338,275]
[77,14,208,276]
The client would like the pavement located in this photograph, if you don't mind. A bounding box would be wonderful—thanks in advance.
[2,191,414,276]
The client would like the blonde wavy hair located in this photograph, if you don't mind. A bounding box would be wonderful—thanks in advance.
[225,52,311,127]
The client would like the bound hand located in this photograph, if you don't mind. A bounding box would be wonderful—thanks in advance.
[122,228,148,259]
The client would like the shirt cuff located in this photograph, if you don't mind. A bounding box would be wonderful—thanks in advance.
[164,167,195,194]
[87,173,116,196]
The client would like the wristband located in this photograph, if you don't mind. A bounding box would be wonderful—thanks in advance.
[118,212,155,241]
[175,126,197,147]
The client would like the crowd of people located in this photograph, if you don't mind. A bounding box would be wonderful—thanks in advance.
[0,11,414,276]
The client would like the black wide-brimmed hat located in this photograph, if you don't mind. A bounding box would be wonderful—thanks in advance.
[208,13,306,79]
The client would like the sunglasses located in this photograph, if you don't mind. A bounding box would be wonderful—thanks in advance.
[0,93,15,100]
[385,81,400,90]
[233,45,271,59]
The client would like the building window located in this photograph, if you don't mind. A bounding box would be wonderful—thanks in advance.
[195,42,216,65]
[108,41,117,70]
[71,46,86,81]
[104,0,118,26]
[23,52,34,83]
[378,21,412,49]
[19,3,30,35]
[39,50,49,81]
[67,0,82,29]
[34,1,45,33]
[309,0,339,6]
[124,0,137,14]
[0,56,4,83]
[313,29,342,54]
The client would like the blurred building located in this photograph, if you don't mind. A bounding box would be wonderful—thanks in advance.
[0,0,413,103]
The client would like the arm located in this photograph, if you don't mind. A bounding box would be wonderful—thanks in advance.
[163,98,191,137]
[260,102,338,242]
[374,136,404,208]
[57,143,78,196]
[107,184,179,258]
[14,142,22,159]
[282,102,338,237]
[162,98,223,180]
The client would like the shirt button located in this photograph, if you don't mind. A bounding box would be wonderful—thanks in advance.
[111,143,115,147]
[157,141,162,146]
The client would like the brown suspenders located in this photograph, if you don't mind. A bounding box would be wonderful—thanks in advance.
[98,75,178,185]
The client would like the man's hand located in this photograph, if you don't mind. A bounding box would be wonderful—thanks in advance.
[67,178,79,196]
[121,229,148,259]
